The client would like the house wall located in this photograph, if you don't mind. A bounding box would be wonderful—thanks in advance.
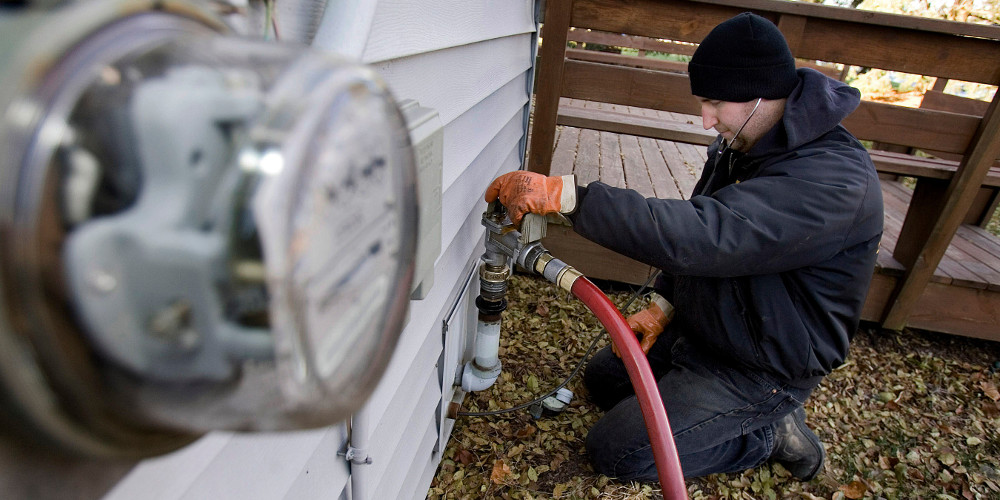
[103,1,537,499]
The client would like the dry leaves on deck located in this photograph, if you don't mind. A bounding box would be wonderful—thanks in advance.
[427,274,1000,500]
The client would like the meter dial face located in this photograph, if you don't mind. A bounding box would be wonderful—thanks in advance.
[0,1,417,455]
[248,62,417,412]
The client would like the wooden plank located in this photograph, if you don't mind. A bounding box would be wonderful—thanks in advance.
[620,135,656,198]
[639,137,684,200]
[561,60,981,154]
[573,0,1000,41]
[901,283,1000,341]
[566,48,690,73]
[557,102,716,146]
[961,225,1000,268]
[630,106,659,118]
[921,90,991,117]
[861,273,896,323]
[675,142,708,183]
[693,0,1000,40]
[883,93,1000,329]
[842,102,978,155]
[868,248,1000,342]
[658,140,700,198]
[776,13,808,54]
[949,228,1000,292]
[938,245,990,289]
[571,0,1000,83]
[880,181,953,283]
[540,225,654,284]
[870,151,1000,186]
[786,17,1000,85]
[575,128,601,185]
[562,60,700,114]
[565,28,699,56]
[526,0,572,174]
[963,187,1000,227]
[599,131,626,188]
[551,126,580,176]
[876,182,908,275]
[888,193,991,291]
[892,179,950,266]
[610,103,631,113]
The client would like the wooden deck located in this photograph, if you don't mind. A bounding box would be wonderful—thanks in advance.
[539,99,1000,340]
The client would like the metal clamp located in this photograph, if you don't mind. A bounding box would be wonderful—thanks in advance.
[340,446,373,465]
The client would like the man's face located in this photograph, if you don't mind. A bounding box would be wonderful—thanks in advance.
[697,98,780,152]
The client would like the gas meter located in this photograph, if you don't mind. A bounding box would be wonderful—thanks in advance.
[0,0,417,458]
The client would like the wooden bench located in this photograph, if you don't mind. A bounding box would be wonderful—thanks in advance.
[542,104,1000,338]
[528,0,1000,338]
[564,27,842,79]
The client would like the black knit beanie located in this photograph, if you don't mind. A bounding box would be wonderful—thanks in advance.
[688,12,798,102]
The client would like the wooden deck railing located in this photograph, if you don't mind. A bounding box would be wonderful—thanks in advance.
[527,0,1000,334]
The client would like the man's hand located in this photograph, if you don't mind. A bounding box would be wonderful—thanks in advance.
[613,294,675,357]
[484,171,576,225]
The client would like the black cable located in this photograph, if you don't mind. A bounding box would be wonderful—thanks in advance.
[456,270,662,417]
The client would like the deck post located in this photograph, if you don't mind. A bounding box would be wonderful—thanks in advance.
[882,91,1000,330]
[526,0,572,174]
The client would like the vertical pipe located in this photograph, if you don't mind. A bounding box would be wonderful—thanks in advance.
[460,262,508,392]
[348,408,370,500]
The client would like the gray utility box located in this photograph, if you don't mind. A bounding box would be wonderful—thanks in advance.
[400,100,443,300]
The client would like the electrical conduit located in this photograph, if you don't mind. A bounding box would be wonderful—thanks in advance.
[534,253,688,500]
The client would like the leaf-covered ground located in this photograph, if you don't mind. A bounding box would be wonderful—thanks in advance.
[428,274,1000,500]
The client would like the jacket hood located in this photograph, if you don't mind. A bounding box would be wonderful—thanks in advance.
[749,68,861,157]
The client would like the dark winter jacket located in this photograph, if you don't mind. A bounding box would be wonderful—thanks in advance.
[567,68,883,386]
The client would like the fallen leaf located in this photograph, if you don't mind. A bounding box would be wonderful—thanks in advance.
[535,302,550,317]
[963,480,975,499]
[456,449,475,466]
[490,459,511,484]
[515,424,537,440]
[552,482,567,498]
[981,381,1000,401]
[841,480,868,499]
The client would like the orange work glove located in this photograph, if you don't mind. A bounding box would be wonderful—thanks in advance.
[613,293,675,357]
[484,171,576,225]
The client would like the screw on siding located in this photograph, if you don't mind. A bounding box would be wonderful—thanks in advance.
[88,269,118,294]
[148,299,200,350]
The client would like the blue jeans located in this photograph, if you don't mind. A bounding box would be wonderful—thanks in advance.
[583,332,814,481]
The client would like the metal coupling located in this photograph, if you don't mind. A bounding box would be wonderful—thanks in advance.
[479,263,510,284]
[478,261,510,302]
[534,252,582,292]
[516,241,547,272]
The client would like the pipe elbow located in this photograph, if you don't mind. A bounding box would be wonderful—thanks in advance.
[460,360,502,392]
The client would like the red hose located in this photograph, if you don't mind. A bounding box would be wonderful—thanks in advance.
[571,277,688,500]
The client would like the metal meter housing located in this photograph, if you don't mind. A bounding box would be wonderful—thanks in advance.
[0,0,417,457]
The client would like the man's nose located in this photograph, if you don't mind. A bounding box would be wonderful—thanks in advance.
[700,104,717,130]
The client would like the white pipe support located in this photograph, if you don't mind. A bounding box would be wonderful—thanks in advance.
[461,318,502,392]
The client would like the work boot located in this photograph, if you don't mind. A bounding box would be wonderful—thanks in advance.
[769,407,825,481]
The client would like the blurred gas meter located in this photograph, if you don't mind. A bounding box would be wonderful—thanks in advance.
[0,0,419,458]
